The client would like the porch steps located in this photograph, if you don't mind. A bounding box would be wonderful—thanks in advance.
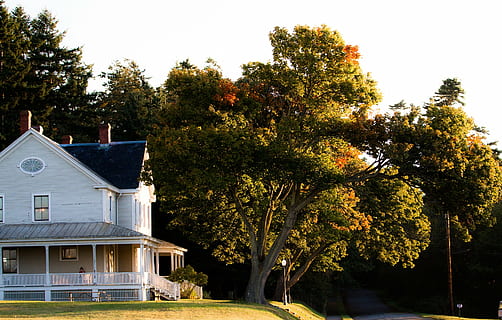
[151,287,177,301]
[148,274,180,301]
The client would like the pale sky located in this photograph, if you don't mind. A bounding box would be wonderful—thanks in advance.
[4,0,502,145]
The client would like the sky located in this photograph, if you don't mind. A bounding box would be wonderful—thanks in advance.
[4,0,502,144]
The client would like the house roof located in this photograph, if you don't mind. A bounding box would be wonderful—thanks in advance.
[0,223,187,253]
[61,141,146,189]
[0,223,149,241]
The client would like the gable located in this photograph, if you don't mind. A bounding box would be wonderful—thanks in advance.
[0,129,109,187]
[0,129,147,190]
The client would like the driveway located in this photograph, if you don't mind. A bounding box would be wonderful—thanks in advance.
[336,288,433,320]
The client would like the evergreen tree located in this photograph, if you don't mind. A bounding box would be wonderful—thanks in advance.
[97,59,158,141]
[0,4,93,147]
[0,3,31,145]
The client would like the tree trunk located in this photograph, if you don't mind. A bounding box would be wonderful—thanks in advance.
[241,186,319,304]
[245,262,270,304]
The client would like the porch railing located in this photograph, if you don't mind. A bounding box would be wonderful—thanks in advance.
[1,272,180,300]
[148,273,180,300]
[2,274,46,286]
[1,272,143,287]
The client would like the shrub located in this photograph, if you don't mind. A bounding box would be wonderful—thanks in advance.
[167,265,208,299]
[167,265,208,286]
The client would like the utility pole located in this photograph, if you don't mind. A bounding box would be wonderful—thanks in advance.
[445,212,454,315]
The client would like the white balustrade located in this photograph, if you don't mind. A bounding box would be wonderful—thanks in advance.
[51,273,93,285]
[149,273,180,300]
[3,274,45,286]
[94,272,142,285]
[1,272,142,287]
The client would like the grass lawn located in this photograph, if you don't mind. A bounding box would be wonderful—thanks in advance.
[271,301,325,320]
[0,299,315,320]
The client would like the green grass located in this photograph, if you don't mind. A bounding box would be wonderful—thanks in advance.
[0,300,304,320]
[271,301,325,320]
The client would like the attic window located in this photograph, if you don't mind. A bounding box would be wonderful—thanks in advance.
[19,157,46,176]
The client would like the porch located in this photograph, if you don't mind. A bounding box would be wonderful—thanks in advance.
[0,223,187,301]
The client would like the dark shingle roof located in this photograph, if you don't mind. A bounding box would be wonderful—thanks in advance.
[0,223,148,241]
[61,141,146,189]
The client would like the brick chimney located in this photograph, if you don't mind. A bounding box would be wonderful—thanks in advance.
[20,110,32,134]
[62,135,73,144]
[99,123,111,144]
[32,125,43,134]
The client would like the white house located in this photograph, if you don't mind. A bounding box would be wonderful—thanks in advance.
[0,111,186,301]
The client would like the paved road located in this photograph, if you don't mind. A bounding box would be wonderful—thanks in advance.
[326,314,429,320]
[351,314,432,320]
[332,288,432,320]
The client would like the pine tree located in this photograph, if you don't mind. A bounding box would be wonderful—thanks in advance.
[0,4,93,148]
[0,3,31,145]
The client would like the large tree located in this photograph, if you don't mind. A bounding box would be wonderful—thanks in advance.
[353,79,502,314]
[146,25,501,306]
[146,26,382,304]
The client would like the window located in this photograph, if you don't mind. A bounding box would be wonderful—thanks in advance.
[0,196,3,223]
[34,195,49,221]
[19,157,46,175]
[108,195,112,222]
[2,248,17,273]
[60,246,78,261]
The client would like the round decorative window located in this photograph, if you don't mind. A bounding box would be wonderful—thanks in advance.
[19,157,46,175]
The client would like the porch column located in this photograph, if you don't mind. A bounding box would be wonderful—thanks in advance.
[170,252,174,272]
[92,244,97,284]
[181,254,184,268]
[155,249,160,276]
[145,246,149,273]
[45,245,51,302]
[139,244,145,301]
[139,244,144,274]
[45,246,50,286]
[150,247,154,274]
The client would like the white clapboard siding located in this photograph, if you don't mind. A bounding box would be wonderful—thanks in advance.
[0,136,105,224]
[117,194,134,230]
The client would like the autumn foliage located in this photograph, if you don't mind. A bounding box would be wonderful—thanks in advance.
[343,45,361,64]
